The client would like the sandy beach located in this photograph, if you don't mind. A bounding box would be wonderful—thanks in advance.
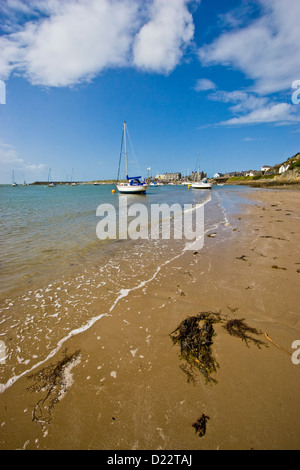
[0,188,299,450]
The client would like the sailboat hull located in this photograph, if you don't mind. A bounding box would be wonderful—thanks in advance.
[116,183,149,194]
[192,182,212,189]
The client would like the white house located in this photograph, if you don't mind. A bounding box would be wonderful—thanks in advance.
[261,165,271,172]
[279,163,290,174]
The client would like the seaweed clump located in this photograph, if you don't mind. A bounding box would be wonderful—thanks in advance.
[223,319,266,349]
[192,414,210,438]
[27,349,81,427]
[170,312,221,384]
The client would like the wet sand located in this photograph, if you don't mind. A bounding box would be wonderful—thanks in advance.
[0,189,300,450]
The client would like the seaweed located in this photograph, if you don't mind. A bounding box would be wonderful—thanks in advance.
[170,312,221,384]
[171,312,267,386]
[171,313,267,440]
[236,254,247,261]
[223,319,266,349]
[27,349,81,427]
[192,414,210,437]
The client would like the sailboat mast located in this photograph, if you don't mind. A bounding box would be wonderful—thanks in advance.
[124,121,128,177]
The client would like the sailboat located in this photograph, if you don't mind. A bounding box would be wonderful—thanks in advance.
[22,173,28,186]
[48,168,56,187]
[70,168,78,185]
[11,171,18,187]
[191,154,212,189]
[192,179,212,189]
[116,122,149,194]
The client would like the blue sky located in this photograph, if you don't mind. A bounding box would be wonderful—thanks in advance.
[0,0,299,183]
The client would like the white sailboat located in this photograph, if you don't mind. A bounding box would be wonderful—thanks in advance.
[48,168,56,187]
[22,173,28,186]
[192,179,212,189]
[191,154,212,189]
[116,122,149,194]
[11,171,18,187]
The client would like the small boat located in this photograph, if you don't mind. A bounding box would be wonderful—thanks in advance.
[11,171,18,187]
[48,168,56,187]
[116,122,149,194]
[192,179,212,189]
[191,154,212,189]
[21,173,28,186]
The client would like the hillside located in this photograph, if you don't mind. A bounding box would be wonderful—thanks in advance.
[221,152,300,188]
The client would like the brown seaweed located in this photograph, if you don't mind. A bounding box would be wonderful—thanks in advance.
[223,319,266,348]
[192,414,210,437]
[27,349,81,427]
[171,312,267,385]
[170,312,221,384]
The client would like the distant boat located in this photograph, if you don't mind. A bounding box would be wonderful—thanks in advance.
[22,173,28,186]
[48,168,56,187]
[191,154,212,189]
[11,171,18,187]
[70,168,78,185]
[116,122,149,194]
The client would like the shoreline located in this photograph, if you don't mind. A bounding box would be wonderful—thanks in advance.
[223,180,300,189]
[0,188,299,450]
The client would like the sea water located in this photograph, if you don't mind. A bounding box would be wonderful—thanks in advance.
[0,183,255,392]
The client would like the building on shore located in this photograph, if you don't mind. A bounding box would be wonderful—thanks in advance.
[155,172,181,182]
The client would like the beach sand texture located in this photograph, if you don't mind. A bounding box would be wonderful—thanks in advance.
[0,189,299,450]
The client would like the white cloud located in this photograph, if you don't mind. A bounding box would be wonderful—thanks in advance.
[0,140,23,164]
[220,102,300,126]
[198,0,300,95]
[207,89,300,126]
[208,90,268,113]
[0,140,46,182]
[3,0,140,87]
[197,0,300,126]
[132,0,195,74]
[194,78,216,91]
[0,0,198,86]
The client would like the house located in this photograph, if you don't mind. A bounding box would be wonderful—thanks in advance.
[155,172,181,181]
[279,163,290,174]
[261,165,271,173]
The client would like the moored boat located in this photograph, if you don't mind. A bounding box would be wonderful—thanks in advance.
[116,122,149,194]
